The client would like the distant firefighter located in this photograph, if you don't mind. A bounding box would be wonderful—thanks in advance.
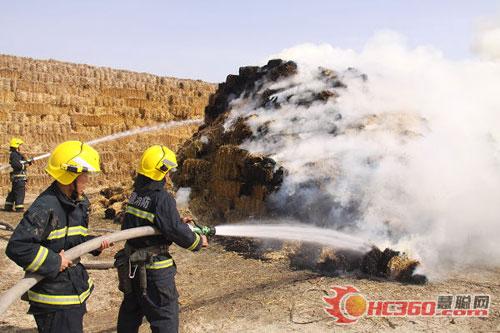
[4,138,33,212]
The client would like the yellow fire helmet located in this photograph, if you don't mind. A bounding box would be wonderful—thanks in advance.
[10,137,24,149]
[138,145,178,181]
[45,141,101,185]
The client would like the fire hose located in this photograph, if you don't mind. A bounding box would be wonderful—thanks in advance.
[0,226,160,316]
[0,223,216,316]
[2,225,132,270]
[0,221,15,232]
[81,260,115,270]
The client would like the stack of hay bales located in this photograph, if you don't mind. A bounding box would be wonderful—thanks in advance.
[172,59,338,223]
[0,54,216,195]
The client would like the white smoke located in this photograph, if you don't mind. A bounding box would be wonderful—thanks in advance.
[225,31,500,277]
[176,187,191,210]
[473,16,500,61]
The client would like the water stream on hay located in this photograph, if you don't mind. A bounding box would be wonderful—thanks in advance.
[215,223,371,253]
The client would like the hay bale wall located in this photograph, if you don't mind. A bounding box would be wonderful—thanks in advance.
[0,54,216,194]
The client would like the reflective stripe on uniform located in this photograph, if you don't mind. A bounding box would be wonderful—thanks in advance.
[25,246,49,272]
[125,206,155,223]
[187,233,200,251]
[47,226,88,240]
[67,226,88,237]
[15,204,24,208]
[47,227,66,240]
[145,259,174,270]
[28,278,94,305]
[13,174,27,178]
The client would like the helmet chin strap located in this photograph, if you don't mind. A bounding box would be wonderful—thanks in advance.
[70,180,80,201]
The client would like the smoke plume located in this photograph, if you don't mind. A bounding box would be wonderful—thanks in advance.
[224,31,500,277]
[473,15,500,61]
[175,187,191,210]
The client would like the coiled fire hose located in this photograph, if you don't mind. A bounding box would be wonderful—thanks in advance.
[0,226,160,316]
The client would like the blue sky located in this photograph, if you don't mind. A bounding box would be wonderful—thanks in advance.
[0,1,498,82]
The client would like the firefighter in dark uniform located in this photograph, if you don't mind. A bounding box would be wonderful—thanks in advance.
[116,145,208,333]
[6,141,111,333]
[4,137,33,212]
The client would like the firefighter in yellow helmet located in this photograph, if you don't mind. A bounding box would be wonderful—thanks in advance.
[4,138,33,211]
[6,141,111,333]
[116,145,208,333]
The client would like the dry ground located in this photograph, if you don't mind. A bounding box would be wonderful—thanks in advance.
[0,208,499,333]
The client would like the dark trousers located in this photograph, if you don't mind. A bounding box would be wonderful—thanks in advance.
[32,305,86,333]
[5,178,26,210]
[117,269,179,333]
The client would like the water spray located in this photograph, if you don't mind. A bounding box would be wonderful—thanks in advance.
[214,223,371,253]
[85,118,202,146]
[0,119,203,171]
[187,219,370,253]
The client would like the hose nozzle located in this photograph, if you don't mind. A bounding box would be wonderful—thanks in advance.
[192,225,216,237]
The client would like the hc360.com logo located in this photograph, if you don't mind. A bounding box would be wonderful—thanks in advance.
[323,285,490,325]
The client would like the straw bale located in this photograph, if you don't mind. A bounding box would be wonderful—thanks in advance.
[0,54,215,193]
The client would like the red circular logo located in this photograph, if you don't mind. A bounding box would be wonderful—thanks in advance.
[323,286,367,324]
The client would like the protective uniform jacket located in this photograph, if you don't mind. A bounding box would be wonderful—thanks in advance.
[6,182,99,310]
[122,175,202,270]
[10,149,28,179]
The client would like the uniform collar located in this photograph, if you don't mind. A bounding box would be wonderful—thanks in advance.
[12,150,23,157]
[133,174,165,191]
[50,181,82,208]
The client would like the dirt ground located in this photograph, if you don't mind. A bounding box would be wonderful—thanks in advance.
[0,207,499,333]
